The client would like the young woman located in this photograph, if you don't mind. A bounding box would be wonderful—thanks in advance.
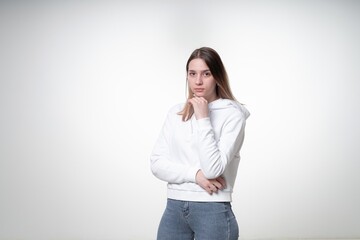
[150,47,250,240]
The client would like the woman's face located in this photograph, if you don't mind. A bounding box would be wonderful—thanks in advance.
[187,58,217,102]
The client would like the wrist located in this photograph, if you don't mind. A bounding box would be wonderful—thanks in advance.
[195,115,208,119]
[195,169,201,183]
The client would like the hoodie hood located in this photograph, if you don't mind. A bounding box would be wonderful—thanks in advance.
[208,98,250,119]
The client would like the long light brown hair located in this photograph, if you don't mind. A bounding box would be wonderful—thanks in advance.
[178,47,236,121]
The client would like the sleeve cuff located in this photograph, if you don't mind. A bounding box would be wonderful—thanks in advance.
[186,167,200,182]
[196,117,212,130]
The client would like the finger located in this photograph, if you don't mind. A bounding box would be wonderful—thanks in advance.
[191,93,203,100]
[193,96,207,102]
[209,183,218,193]
[192,96,202,102]
[206,186,213,194]
[211,181,223,190]
[188,97,198,104]
[188,98,195,105]
[193,96,205,102]
[216,177,227,189]
[199,97,208,103]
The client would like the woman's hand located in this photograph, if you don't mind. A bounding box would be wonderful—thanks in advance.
[195,170,226,195]
[188,96,209,119]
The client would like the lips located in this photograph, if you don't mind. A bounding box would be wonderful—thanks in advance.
[194,88,205,92]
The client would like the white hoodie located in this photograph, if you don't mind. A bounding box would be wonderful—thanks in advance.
[150,98,250,202]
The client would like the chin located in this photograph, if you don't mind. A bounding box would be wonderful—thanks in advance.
[193,92,205,97]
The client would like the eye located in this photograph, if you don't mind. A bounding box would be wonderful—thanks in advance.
[188,72,196,77]
[204,71,212,77]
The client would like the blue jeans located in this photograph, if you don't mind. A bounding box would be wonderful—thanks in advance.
[157,199,239,240]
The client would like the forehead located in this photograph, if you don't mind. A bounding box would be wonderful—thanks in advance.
[188,58,209,71]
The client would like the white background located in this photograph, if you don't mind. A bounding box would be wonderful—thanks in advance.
[0,0,359,239]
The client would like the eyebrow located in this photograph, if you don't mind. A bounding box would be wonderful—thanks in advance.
[188,69,211,72]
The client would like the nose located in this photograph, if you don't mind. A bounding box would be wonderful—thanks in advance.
[195,75,203,85]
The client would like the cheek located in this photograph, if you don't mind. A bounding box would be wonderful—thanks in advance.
[188,79,195,87]
[208,79,217,89]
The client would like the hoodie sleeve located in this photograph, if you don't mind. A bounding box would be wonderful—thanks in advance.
[196,110,247,179]
[150,110,199,184]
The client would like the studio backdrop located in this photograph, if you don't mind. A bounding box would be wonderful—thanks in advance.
[0,0,359,239]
